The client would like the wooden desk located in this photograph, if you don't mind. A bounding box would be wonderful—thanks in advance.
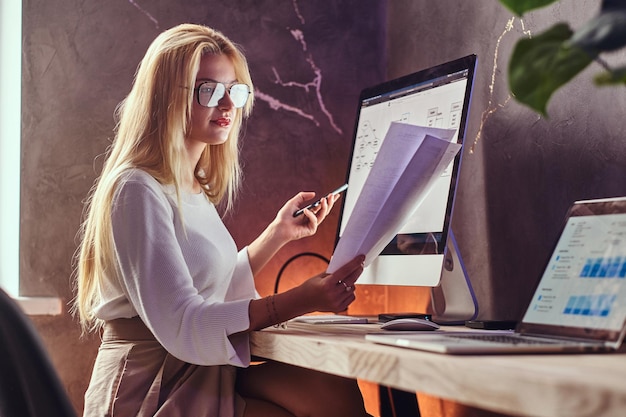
[250,322,626,417]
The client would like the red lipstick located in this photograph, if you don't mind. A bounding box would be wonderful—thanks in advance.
[214,117,231,127]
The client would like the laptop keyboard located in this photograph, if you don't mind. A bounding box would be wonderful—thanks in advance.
[449,334,564,346]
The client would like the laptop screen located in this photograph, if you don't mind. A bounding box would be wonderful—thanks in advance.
[520,197,626,342]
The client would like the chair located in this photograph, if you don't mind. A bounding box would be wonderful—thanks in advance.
[0,287,77,417]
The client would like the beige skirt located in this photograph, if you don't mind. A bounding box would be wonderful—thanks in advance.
[83,317,246,417]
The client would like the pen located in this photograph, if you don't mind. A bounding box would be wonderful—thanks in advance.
[293,183,349,217]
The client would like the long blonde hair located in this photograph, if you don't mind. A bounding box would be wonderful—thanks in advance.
[73,24,254,333]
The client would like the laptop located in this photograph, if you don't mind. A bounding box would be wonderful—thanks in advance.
[366,196,626,354]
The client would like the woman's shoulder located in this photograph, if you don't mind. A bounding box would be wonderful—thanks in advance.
[121,168,160,185]
[116,168,209,208]
[114,168,170,200]
[117,168,165,191]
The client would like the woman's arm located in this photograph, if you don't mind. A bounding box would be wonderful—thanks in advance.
[246,191,340,276]
[246,254,365,330]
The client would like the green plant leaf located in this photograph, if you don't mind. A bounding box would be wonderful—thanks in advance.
[594,66,626,85]
[498,0,560,16]
[568,9,626,54]
[509,23,594,116]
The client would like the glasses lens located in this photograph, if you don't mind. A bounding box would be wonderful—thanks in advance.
[229,84,250,108]
[197,82,249,108]
[197,82,222,107]
[208,83,227,107]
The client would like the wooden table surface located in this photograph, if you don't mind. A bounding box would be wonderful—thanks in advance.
[250,322,626,417]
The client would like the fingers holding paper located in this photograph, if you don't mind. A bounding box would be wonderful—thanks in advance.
[300,255,365,313]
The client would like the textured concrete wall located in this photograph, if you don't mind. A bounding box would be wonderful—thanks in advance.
[387,0,626,319]
[21,0,386,412]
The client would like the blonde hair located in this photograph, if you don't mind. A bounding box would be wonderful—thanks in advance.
[73,24,254,333]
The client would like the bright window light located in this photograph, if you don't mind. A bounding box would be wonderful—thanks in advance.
[0,0,22,297]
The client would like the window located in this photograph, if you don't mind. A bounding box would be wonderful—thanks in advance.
[0,0,22,297]
[1,1,61,314]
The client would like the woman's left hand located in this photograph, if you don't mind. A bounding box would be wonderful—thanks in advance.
[247,191,342,277]
[274,191,340,242]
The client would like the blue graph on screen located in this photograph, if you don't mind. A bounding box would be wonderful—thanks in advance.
[563,294,616,317]
[580,256,626,278]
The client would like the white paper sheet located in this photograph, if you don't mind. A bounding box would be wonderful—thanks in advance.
[327,122,461,273]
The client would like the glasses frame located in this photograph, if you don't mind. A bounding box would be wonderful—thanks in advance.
[194,81,250,109]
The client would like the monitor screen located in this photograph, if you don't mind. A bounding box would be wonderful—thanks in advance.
[336,55,476,286]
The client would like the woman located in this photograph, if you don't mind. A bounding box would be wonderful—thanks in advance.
[73,24,370,417]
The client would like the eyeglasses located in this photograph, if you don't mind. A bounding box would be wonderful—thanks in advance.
[195,82,250,108]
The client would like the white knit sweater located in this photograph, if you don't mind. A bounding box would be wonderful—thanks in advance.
[94,169,257,367]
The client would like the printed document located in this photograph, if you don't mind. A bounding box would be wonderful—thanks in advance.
[327,122,461,273]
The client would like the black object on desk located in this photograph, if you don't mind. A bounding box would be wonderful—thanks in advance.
[465,320,517,330]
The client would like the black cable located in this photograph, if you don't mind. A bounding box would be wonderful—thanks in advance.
[387,386,398,417]
[273,252,330,294]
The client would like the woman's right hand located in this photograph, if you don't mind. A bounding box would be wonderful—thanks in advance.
[246,255,365,331]
[299,254,365,313]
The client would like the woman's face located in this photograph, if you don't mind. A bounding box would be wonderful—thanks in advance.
[186,53,238,147]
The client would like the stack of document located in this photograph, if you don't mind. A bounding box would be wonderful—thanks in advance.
[327,122,461,273]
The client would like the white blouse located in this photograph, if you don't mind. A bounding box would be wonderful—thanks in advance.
[94,169,257,367]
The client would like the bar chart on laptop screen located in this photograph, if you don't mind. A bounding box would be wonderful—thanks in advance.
[524,213,626,330]
[341,79,468,236]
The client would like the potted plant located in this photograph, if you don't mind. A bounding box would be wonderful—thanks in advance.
[499,0,626,116]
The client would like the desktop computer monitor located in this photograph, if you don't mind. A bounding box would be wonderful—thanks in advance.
[335,54,477,287]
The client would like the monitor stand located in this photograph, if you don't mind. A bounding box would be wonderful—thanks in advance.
[430,229,478,324]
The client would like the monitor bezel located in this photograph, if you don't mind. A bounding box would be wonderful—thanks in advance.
[334,54,477,274]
